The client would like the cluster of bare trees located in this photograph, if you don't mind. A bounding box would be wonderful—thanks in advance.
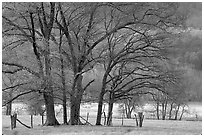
[2,2,189,126]
[151,72,189,121]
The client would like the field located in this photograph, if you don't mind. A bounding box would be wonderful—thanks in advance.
[2,115,202,135]
[2,102,202,135]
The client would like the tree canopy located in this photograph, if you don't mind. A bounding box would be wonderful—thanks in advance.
[2,2,201,126]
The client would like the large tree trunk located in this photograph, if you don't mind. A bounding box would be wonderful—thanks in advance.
[43,33,59,126]
[107,92,114,126]
[31,2,58,126]
[96,93,104,125]
[107,102,113,126]
[69,74,83,125]
[42,50,60,126]
[59,29,67,125]
[43,63,59,126]
[70,96,81,125]
[43,92,59,126]
[96,72,109,125]
[42,53,59,126]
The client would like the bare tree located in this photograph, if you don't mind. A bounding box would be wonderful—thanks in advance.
[56,2,172,125]
[123,95,144,119]
[2,2,59,126]
[93,2,186,125]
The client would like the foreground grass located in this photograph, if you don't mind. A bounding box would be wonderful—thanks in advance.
[2,115,202,135]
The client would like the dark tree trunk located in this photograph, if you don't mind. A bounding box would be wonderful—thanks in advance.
[70,96,81,125]
[161,102,165,120]
[32,3,58,126]
[96,93,104,125]
[43,92,59,126]
[69,74,83,125]
[96,68,111,125]
[6,91,12,115]
[161,100,167,120]
[107,92,114,126]
[62,94,67,124]
[127,107,134,118]
[124,103,128,118]
[174,104,180,120]
[6,83,13,115]
[156,101,160,120]
[126,111,132,119]
[43,39,59,126]
[169,102,174,120]
[96,72,109,125]
[6,103,12,115]
[103,112,107,125]
[107,102,113,126]
[59,29,67,124]
[43,47,59,126]
[164,100,167,120]
[96,66,112,126]
[179,105,186,121]
[138,112,144,127]
[125,100,132,119]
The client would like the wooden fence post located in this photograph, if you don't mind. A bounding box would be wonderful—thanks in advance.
[10,113,17,130]
[14,113,17,128]
[86,112,89,122]
[10,113,32,129]
[10,115,14,130]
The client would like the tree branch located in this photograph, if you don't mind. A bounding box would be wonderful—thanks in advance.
[2,90,39,107]
[2,16,32,42]
[2,82,30,91]
[3,62,40,78]
[83,79,95,91]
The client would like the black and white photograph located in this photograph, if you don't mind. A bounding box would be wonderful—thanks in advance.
[1,1,202,135]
